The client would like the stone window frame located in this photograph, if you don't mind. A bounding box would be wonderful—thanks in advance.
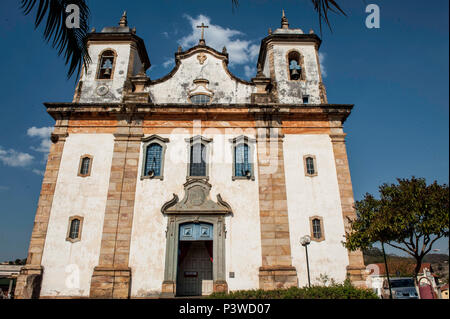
[303,154,318,177]
[309,216,325,242]
[141,135,170,180]
[95,48,118,80]
[78,154,93,177]
[188,79,214,105]
[185,135,213,180]
[229,135,256,181]
[66,215,84,243]
[286,49,306,82]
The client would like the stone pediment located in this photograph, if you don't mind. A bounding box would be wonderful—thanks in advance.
[149,45,253,86]
[161,179,232,215]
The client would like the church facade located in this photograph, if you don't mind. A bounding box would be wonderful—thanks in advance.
[15,12,366,298]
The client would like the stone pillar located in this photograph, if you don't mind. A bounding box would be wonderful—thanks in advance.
[255,115,298,290]
[329,125,366,287]
[14,121,69,299]
[89,116,143,298]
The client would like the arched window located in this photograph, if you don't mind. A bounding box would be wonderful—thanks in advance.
[144,143,163,177]
[235,143,251,178]
[141,135,169,180]
[310,216,325,242]
[304,155,317,177]
[190,94,211,104]
[287,51,303,81]
[66,216,84,243]
[97,50,115,79]
[78,155,93,177]
[190,143,206,177]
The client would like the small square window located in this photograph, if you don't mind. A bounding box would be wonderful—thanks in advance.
[302,96,309,104]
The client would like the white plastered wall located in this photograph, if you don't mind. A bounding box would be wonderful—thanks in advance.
[40,134,114,297]
[129,132,262,297]
[283,134,350,287]
[147,53,256,104]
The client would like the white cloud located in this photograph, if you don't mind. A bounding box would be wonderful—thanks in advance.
[162,58,175,69]
[0,185,9,192]
[32,169,45,176]
[319,52,327,78]
[244,65,254,79]
[0,146,34,167]
[27,126,52,139]
[27,126,52,153]
[178,14,259,67]
[162,31,169,38]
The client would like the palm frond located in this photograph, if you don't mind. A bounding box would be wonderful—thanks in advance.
[20,0,91,79]
[231,0,239,13]
[311,0,346,34]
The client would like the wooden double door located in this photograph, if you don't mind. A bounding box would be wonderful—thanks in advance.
[177,241,213,296]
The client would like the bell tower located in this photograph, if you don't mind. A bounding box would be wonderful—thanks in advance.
[73,12,151,104]
[257,10,327,104]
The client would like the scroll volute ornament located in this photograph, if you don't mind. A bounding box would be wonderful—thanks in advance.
[161,179,232,215]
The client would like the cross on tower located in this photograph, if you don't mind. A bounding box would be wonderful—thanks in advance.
[197,22,209,45]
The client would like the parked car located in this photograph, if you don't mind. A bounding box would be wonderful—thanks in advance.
[381,278,419,299]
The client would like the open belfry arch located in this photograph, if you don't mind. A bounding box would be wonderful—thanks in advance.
[15,11,366,299]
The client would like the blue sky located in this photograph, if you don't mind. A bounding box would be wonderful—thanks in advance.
[0,0,448,261]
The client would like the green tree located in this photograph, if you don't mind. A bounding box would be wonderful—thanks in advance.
[20,0,345,79]
[344,177,449,281]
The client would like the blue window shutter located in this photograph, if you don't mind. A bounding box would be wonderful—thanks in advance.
[180,223,213,241]
[145,143,162,176]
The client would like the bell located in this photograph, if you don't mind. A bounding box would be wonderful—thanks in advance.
[104,68,111,76]
[290,68,300,80]
[147,170,155,178]
[245,170,252,179]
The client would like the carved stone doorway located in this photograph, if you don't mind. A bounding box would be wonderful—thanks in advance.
[160,179,232,297]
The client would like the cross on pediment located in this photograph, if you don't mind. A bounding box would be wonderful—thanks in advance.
[197,22,209,45]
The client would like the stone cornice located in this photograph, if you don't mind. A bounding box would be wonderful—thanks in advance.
[44,103,353,122]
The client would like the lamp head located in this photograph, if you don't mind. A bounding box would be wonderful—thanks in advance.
[300,235,311,246]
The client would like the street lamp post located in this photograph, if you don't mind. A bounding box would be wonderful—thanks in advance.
[300,235,311,288]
